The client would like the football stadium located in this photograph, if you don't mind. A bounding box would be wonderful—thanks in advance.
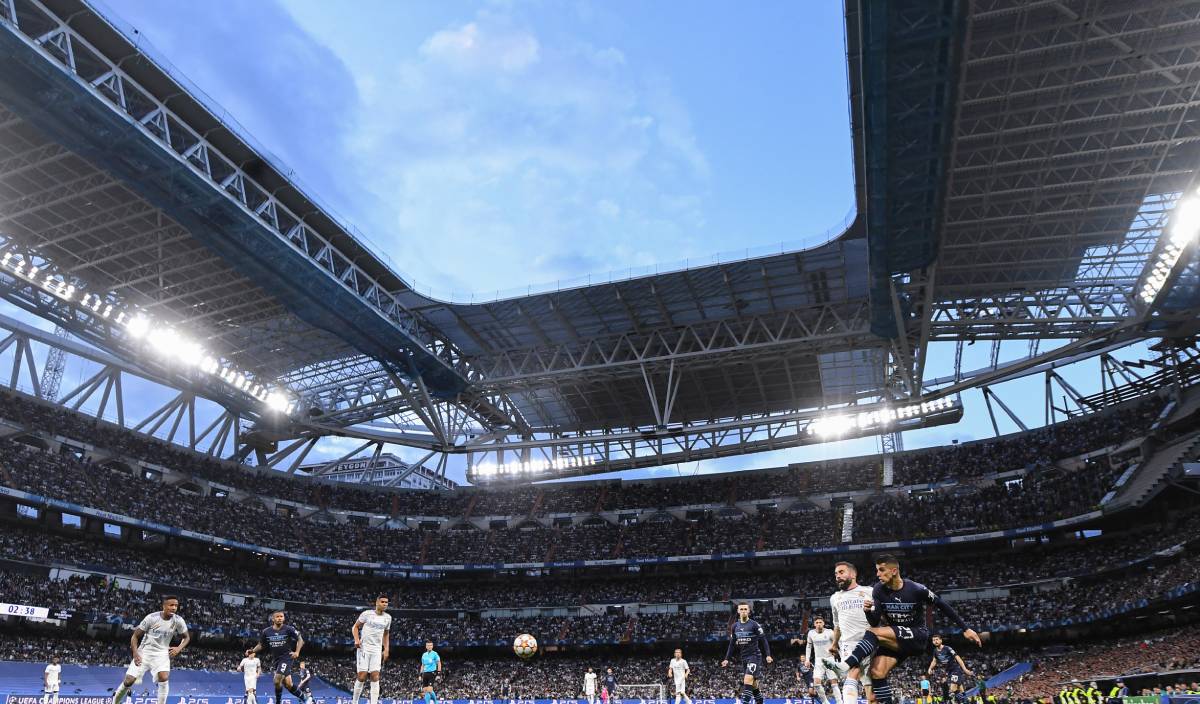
[0,2,1199,704]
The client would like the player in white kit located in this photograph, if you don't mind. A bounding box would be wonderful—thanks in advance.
[667,649,692,704]
[237,651,262,704]
[584,668,598,704]
[805,618,842,704]
[351,595,392,704]
[112,595,189,704]
[42,657,61,704]
[829,562,874,704]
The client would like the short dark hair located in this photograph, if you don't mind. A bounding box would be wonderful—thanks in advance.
[813,615,825,621]
[736,601,751,608]
[834,561,857,573]
[874,553,900,567]
[161,594,179,603]
[376,595,390,601]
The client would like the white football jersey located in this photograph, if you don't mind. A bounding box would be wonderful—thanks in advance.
[669,659,689,681]
[136,612,188,655]
[356,610,393,653]
[44,664,61,685]
[806,628,834,661]
[584,672,597,693]
[239,658,261,678]
[829,585,873,644]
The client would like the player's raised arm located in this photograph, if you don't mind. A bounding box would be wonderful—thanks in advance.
[926,590,981,646]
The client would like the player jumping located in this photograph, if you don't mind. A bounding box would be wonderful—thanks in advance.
[822,555,982,704]
[928,635,975,704]
[668,649,693,704]
[829,561,875,704]
[246,611,312,704]
[720,602,774,704]
[420,640,441,704]
[352,596,393,704]
[805,617,841,704]
[112,595,189,704]
[237,651,261,704]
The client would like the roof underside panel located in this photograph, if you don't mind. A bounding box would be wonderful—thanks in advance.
[0,103,353,379]
[938,0,1200,298]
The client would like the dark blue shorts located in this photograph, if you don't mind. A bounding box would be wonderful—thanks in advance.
[742,658,765,678]
[274,658,294,676]
[882,626,929,661]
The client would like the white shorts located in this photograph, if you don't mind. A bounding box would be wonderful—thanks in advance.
[813,660,832,682]
[356,648,383,673]
[674,679,686,694]
[244,676,258,691]
[838,641,871,686]
[125,651,170,680]
[44,685,60,693]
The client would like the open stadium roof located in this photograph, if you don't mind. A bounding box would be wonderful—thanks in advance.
[0,0,1197,481]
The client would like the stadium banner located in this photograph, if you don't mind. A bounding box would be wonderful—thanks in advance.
[0,485,1102,572]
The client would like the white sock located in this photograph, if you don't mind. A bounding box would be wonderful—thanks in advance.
[156,681,169,704]
[843,679,859,704]
[817,684,830,704]
[248,694,256,704]
[369,681,380,704]
[352,681,364,704]
[831,682,844,704]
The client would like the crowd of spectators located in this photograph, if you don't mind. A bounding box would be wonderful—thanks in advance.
[854,457,1121,541]
[3,504,1200,611]
[0,538,1195,647]
[0,391,1167,527]
[892,399,1165,485]
[0,432,1144,564]
[1007,626,1200,699]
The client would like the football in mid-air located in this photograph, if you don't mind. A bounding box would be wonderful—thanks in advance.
[513,633,538,659]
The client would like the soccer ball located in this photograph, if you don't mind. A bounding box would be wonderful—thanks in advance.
[513,633,538,659]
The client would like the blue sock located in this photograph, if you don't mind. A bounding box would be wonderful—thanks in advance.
[874,677,892,704]
[741,683,755,704]
[424,693,432,704]
[752,687,763,704]
[845,631,878,668]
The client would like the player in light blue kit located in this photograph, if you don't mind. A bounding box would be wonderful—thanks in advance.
[419,641,441,704]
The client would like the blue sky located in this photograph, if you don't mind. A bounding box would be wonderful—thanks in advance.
[94,0,855,299]
[0,0,1158,483]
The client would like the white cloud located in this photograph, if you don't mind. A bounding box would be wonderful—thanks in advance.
[420,22,540,73]
[344,12,713,297]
